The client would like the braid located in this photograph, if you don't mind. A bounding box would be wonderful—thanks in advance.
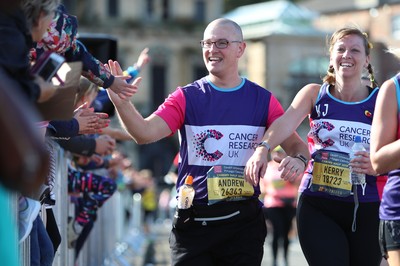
[322,65,335,85]
[367,63,378,88]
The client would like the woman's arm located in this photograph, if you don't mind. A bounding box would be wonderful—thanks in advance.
[370,79,400,174]
[244,83,320,185]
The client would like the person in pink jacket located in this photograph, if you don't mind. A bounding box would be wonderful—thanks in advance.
[261,146,299,266]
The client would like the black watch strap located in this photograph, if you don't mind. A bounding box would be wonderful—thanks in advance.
[293,154,308,168]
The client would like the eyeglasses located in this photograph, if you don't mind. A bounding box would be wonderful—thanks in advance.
[200,39,242,49]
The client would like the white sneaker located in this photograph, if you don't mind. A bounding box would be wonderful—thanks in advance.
[67,217,83,249]
[18,197,41,243]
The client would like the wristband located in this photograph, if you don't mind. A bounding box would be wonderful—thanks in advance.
[256,141,271,151]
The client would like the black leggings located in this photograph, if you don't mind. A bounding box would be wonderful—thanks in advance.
[265,206,296,263]
[297,194,381,266]
[45,208,61,254]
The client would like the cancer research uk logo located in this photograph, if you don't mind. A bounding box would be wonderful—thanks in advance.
[192,129,223,162]
[309,121,335,148]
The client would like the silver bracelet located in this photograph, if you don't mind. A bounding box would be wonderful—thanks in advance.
[256,141,271,151]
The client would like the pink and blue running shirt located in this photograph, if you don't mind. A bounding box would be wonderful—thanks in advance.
[300,82,382,203]
[379,73,400,220]
[154,77,283,205]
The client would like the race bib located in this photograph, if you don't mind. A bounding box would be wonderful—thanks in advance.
[207,165,254,205]
[311,150,352,197]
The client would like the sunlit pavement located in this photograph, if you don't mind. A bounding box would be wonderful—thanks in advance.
[137,220,308,266]
[114,220,388,266]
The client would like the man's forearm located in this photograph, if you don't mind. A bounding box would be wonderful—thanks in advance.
[114,101,148,144]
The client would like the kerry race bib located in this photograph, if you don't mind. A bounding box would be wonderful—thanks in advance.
[311,150,352,197]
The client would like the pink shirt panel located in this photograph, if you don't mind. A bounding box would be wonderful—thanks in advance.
[154,87,284,133]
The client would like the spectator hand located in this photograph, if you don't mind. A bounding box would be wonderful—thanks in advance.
[74,103,111,134]
[109,74,138,100]
[108,59,139,100]
[95,134,116,156]
[136,47,150,69]
[81,111,110,134]
[74,154,104,167]
[90,154,104,166]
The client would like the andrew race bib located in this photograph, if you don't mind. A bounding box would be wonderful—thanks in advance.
[207,165,254,205]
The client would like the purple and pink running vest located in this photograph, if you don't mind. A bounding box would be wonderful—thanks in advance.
[299,82,384,203]
[155,77,284,205]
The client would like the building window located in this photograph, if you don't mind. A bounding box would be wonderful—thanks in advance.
[194,0,205,23]
[147,0,154,17]
[151,65,166,109]
[380,0,400,4]
[108,0,118,17]
[285,56,328,98]
[392,15,400,39]
[194,66,207,80]
[162,0,169,20]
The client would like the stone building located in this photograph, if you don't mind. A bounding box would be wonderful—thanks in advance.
[61,0,400,176]
[302,0,400,84]
[62,0,222,175]
[224,0,329,109]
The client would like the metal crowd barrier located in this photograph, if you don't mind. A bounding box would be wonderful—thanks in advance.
[17,142,146,266]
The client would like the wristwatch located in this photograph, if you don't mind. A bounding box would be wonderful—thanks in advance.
[256,141,271,151]
[294,154,308,168]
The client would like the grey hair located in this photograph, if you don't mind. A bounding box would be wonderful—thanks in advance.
[20,0,60,30]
